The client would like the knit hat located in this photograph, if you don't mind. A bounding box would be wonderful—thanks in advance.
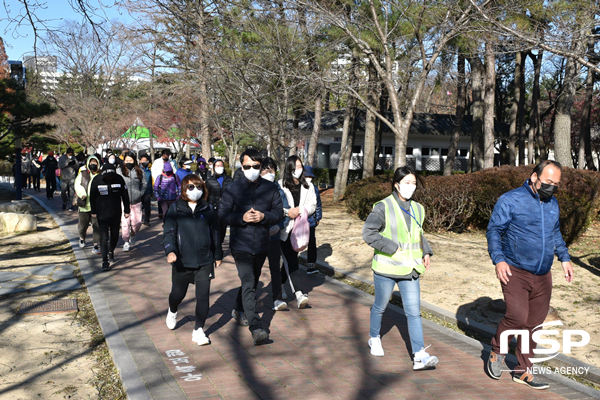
[102,162,116,172]
[163,162,173,172]
[48,151,54,156]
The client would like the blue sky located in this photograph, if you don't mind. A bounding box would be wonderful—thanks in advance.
[1,0,133,60]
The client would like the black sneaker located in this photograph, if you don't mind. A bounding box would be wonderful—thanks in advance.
[252,329,269,345]
[231,310,249,326]
[62,203,67,210]
[108,251,115,263]
[101,262,110,271]
[513,372,549,390]
[486,351,505,380]
[69,206,76,211]
[306,263,318,274]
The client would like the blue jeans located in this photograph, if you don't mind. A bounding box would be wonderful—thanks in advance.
[370,272,424,354]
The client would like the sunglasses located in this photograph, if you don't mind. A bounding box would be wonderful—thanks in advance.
[242,164,261,170]
[187,184,202,190]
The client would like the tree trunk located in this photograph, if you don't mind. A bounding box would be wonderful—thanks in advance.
[553,53,580,168]
[363,60,380,178]
[341,117,357,186]
[324,91,330,111]
[306,92,322,167]
[483,42,496,169]
[507,51,521,166]
[197,5,211,160]
[528,50,542,165]
[444,53,466,176]
[468,55,484,172]
[517,51,527,165]
[580,65,593,169]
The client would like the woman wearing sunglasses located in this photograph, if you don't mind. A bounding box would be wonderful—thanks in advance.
[163,175,223,346]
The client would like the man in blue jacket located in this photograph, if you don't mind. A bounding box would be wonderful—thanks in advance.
[486,160,573,390]
[218,149,283,345]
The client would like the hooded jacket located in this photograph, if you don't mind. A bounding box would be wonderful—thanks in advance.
[163,199,223,269]
[42,155,58,178]
[154,165,181,201]
[90,165,131,219]
[218,176,284,255]
[117,165,148,204]
[487,180,570,275]
[74,155,101,212]
[58,154,78,181]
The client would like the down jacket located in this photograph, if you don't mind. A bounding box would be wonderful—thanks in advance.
[206,173,233,209]
[487,180,570,276]
[117,166,148,204]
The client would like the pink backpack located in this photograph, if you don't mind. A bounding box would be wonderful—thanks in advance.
[291,206,310,252]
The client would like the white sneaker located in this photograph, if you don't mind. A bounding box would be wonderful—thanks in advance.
[192,328,210,346]
[296,292,309,309]
[368,336,385,357]
[281,285,288,300]
[272,300,288,311]
[166,309,177,330]
[413,345,438,370]
[79,238,85,248]
[123,241,130,252]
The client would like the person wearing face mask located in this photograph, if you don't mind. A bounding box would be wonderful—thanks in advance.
[279,155,317,309]
[303,166,322,275]
[154,162,181,223]
[118,154,148,251]
[207,157,215,179]
[260,157,290,311]
[42,151,59,199]
[30,153,42,192]
[163,175,222,345]
[151,149,177,219]
[196,157,209,181]
[362,166,436,370]
[75,155,102,253]
[218,149,283,345]
[485,160,573,390]
[58,147,78,211]
[139,155,153,226]
[205,159,233,245]
[176,158,194,182]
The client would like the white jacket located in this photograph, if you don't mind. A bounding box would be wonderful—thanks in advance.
[151,158,177,181]
[278,179,317,242]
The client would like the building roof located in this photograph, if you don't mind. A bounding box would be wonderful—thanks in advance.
[290,110,510,138]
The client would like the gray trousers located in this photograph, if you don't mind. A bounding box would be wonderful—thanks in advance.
[61,179,76,205]
[78,211,100,244]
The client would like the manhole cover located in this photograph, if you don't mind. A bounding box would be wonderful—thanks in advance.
[19,299,78,315]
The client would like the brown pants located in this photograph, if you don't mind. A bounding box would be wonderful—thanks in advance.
[490,266,552,372]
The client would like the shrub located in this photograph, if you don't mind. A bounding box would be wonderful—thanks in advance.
[344,165,600,245]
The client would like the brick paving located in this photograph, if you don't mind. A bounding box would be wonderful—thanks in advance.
[32,192,599,400]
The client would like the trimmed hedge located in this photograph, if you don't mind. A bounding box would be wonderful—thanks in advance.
[345,165,600,245]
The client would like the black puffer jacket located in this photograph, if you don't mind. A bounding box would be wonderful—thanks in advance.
[206,174,233,209]
[163,199,223,268]
[218,176,283,255]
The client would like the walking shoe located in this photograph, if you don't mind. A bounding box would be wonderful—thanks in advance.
[413,345,438,370]
[101,262,110,271]
[92,245,100,254]
[192,328,210,345]
[487,351,506,380]
[281,285,288,300]
[79,238,85,248]
[108,251,115,263]
[62,203,67,210]
[69,206,76,211]
[129,233,136,246]
[272,300,288,311]
[123,241,130,252]
[368,336,385,357]
[231,309,249,326]
[296,292,310,309]
[513,372,549,390]
[166,309,177,329]
[143,221,151,227]
[306,263,318,274]
[252,329,269,345]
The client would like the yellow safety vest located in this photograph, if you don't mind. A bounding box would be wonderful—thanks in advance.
[371,195,425,277]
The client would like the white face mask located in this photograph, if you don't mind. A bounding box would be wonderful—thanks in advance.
[184,165,190,169]
[261,173,276,182]
[215,166,224,175]
[243,167,260,182]
[397,183,416,200]
[292,169,303,179]
[187,188,203,201]
[305,178,312,184]
[108,157,116,164]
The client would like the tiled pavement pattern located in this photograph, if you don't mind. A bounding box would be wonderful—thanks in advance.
[29,191,599,400]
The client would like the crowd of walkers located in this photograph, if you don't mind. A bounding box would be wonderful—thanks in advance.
[22,143,573,389]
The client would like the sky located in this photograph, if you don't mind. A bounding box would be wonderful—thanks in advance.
[0,0,134,61]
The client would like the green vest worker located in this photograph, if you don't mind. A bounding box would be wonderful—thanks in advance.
[362,166,438,370]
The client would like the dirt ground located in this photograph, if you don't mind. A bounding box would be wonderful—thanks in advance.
[312,189,600,368]
[0,194,123,399]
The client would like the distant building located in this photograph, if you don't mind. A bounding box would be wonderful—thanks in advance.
[23,56,59,91]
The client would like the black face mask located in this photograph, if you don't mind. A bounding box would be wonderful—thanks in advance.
[141,162,149,168]
[125,162,135,170]
[537,182,558,200]
[89,164,98,172]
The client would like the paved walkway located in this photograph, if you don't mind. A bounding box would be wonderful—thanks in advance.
[29,191,600,400]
